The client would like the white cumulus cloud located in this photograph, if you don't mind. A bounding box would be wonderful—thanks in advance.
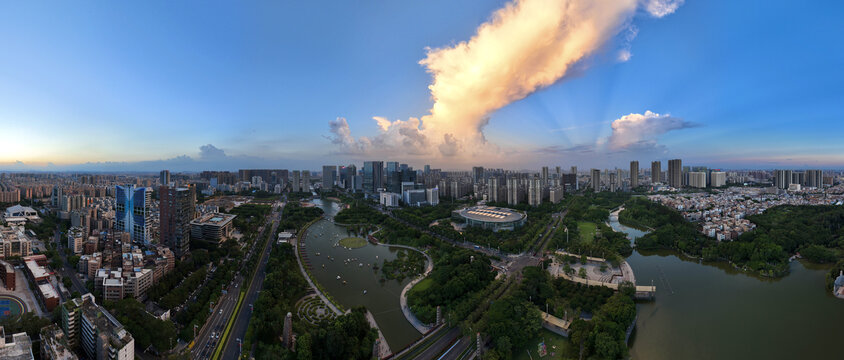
[606,111,696,150]
[329,0,684,163]
[641,0,685,18]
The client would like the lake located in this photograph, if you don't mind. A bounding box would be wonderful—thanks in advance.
[608,211,844,359]
[301,199,421,351]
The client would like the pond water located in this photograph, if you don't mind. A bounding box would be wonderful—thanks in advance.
[301,199,421,350]
[608,210,844,359]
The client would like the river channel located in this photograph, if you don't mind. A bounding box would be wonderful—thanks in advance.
[301,199,421,351]
[608,210,844,359]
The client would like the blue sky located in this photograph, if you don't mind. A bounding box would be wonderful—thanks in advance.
[1,0,842,171]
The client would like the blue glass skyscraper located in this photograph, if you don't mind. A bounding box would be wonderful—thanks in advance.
[115,185,151,244]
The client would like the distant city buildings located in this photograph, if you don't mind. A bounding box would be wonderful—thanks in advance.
[668,159,682,188]
[630,161,639,189]
[711,172,726,187]
[322,165,337,189]
[689,172,707,188]
[591,169,601,192]
[363,161,384,192]
[651,161,662,184]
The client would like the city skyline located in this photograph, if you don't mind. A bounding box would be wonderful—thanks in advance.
[2,0,844,171]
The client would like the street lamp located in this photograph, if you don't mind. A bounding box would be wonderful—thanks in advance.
[237,338,242,357]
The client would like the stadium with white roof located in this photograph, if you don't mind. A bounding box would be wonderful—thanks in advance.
[452,205,527,231]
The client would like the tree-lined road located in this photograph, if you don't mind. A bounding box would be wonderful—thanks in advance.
[218,201,285,360]
[192,201,283,360]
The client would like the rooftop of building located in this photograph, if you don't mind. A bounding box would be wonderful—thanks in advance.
[455,206,526,223]
[80,300,133,348]
[190,212,236,226]
[0,226,29,242]
[0,326,33,360]
[38,282,59,300]
[25,259,50,279]
[40,325,77,360]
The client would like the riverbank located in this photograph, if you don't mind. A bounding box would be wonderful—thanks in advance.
[355,228,434,333]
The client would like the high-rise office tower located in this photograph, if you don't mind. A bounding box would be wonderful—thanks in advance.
[555,166,561,178]
[386,162,400,175]
[630,161,639,189]
[302,170,311,191]
[562,173,577,193]
[363,161,384,192]
[322,165,337,189]
[292,171,301,192]
[339,164,356,189]
[159,170,170,187]
[651,161,661,184]
[424,165,431,174]
[616,169,622,191]
[472,167,484,184]
[591,169,601,192]
[668,159,682,188]
[115,185,151,244]
[609,172,618,192]
[159,185,196,258]
[541,166,549,187]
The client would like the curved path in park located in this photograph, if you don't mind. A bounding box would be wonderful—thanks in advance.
[361,228,436,334]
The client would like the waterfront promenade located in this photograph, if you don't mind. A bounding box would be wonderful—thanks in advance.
[368,232,435,333]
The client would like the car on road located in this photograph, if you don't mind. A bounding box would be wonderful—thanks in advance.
[219,309,223,314]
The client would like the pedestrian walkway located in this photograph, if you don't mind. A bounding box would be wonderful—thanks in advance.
[362,229,435,334]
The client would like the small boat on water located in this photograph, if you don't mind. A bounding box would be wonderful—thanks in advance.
[342,280,347,285]
[363,290,367,294]
[315,252,320,256]
[359,263,363,267]
[336,275,341,280]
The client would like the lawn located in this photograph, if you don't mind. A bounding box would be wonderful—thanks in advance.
[339,237,367,249]
[514,328,573,360]
[411,278,433,293]
[578,221,597,243]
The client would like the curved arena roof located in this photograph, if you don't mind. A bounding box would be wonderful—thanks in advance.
[455,206,525,223]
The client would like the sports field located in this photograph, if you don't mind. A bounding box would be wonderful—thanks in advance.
[0,294,26,318]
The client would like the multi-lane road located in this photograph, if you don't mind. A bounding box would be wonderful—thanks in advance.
[192,201,283,360]
[217,201,284,359]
